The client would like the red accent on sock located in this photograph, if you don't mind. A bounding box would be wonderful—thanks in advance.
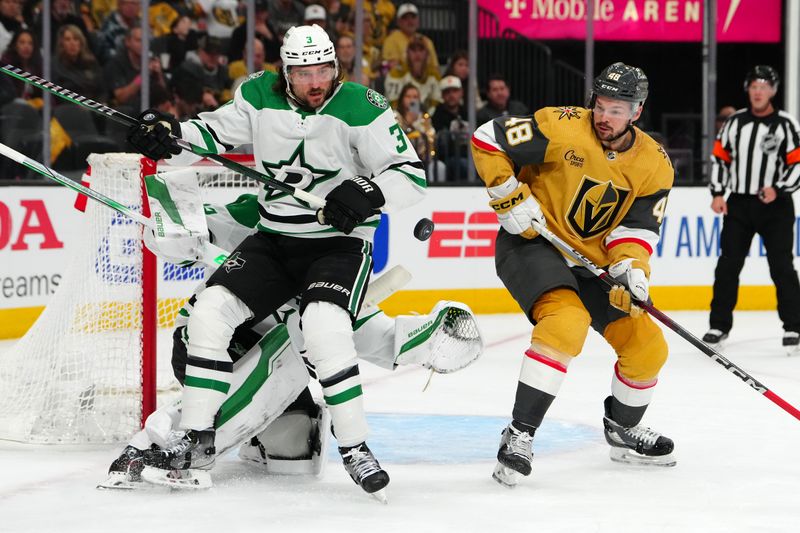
[614,362,657,389]
[525,349,567,373]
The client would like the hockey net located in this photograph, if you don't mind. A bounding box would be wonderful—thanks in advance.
[0,153,259,444]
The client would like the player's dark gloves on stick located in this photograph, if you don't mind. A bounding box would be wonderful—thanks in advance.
[322,177,385,234]
[127,108,182,161]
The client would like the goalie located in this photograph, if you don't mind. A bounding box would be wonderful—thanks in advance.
[98,191,483,492]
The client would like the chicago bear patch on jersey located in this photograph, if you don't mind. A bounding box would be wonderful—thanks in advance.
[567,177,630,238]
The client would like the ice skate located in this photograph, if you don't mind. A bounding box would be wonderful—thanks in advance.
[140,429,215,489]
[783,331,799,356]
[339,442,390,503]
[702,329,728,348]
[96,445,145,490]
[492,423,534,488]
[603,402,675,467]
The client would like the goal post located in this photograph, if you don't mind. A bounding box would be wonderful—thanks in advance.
[0,153,258,444]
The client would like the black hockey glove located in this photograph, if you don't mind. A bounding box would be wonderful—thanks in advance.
[127,108,182,161]
[322,177,385,235]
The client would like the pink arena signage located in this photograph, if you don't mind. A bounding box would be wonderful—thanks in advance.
[478,0,781,43]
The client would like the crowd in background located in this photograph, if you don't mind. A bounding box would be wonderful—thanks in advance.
[0,0,531,181]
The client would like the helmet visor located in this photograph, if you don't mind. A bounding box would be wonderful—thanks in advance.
[287,64,337,84]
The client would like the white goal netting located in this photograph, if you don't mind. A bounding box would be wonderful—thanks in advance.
[0,153,258,444]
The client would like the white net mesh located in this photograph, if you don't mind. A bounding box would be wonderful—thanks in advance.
[0,153,258,444]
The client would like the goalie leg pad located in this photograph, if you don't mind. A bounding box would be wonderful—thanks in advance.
[240,401,332,476]
[393,301,484,373]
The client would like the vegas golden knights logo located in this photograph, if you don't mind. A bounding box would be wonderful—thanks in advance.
[566,177,630,238]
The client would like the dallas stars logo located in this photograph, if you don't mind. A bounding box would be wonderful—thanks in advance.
[261,141,340,203]
[554,106,581,120]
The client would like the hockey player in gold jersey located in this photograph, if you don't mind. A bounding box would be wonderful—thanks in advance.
[471,62,676,486]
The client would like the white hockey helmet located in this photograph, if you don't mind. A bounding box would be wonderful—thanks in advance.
[280,24,337,69]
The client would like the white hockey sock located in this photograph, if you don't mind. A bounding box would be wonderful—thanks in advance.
[319,365,368,447]
[611,363,656,408]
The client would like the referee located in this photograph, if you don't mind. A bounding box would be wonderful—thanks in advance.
[703,65,800,354]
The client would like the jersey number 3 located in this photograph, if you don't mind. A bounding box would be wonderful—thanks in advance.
[389,124,408,153]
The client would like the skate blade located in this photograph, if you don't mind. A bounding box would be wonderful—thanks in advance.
[369,488,388,504]
[492,462,522,488]
[96,472,143,490]
[141,466,213,489]
[609,447,677,467]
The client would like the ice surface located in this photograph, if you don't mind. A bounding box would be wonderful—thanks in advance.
[1,311,798,533]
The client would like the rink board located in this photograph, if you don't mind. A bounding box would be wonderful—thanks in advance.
[2,186,799,338]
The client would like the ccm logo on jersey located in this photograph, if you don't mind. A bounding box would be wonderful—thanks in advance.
[307,281,352,296]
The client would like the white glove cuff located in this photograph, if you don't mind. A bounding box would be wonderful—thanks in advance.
[487,176,520,199]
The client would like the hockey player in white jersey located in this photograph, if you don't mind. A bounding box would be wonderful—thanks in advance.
[99,194,483,492]
[126,24,427,499]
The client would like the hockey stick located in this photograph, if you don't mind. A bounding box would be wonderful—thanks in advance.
[530,220,800,422]
[361,264,412,308]
[0,64,326,210]
[0,142,229,267]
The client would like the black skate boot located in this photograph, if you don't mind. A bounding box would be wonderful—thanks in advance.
[140,429,216,489]
[702,329,728,348]
[603,397,676,467]
[783,331,799,356]
[339,442,390,503]
[96,445,146,490]
[492,423,535,488]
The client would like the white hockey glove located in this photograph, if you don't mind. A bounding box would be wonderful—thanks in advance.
[143,228,206,266]
[607,258,649,318]
[488,177,545,239]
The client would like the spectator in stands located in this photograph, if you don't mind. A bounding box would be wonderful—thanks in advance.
[53,24,105,104]
[384,35,440,113]
[0,29,42,104]
[171,34,232,110]
[228,38,277,92]
[228,0,280,64]
[476,73,528,124]
[715,105,736,134]
[339,0,395,47]
[303,4,331,36]
[269,0,304,38]
[194,0,239,48]
[170,72,205,120]
[432,75,467,133]
[0,0,25,56]
[163,14,201,73]
[394,83,435,170]
[336,33,372,85]
[96,0,140,62]
[444,49,482,110]
[432,75,470,182]
[33,0,91,47]
[382,3,439,74]
[104,27,167,112]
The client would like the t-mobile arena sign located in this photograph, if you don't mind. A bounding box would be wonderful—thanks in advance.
[479,0,781,42]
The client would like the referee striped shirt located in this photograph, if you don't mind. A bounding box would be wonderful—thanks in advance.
[710,109,800,196]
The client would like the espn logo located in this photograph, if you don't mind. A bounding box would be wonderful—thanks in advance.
[428,211,498,258]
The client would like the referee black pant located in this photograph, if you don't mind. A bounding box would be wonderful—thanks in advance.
[710,194,800,334]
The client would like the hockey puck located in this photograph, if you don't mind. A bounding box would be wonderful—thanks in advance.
[413,218,435,241]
